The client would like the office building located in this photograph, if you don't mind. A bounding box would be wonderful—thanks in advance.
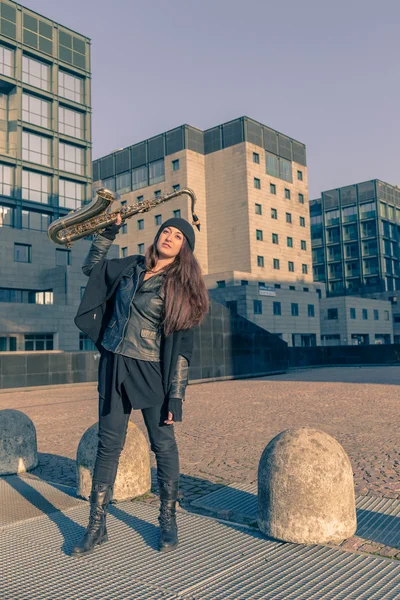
[0,0,97,352]
[93,116,322,346]
[311,179,400,343]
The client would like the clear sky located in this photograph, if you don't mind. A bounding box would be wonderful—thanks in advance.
[22,0,399,198]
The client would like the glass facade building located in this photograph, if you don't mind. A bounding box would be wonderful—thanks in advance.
[310,180,400,296]
[0,0,92,231]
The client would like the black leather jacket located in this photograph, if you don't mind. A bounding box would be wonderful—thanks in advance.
[82,234,188,400]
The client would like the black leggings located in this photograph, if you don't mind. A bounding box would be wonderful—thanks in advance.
[92,389,179,487]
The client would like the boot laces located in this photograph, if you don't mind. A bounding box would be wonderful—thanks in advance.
[159,504,176,530]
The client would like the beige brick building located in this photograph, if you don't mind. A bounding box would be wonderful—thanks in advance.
[93,117,323,346]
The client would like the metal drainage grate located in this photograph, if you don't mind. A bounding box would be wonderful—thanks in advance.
[191,483,400,548]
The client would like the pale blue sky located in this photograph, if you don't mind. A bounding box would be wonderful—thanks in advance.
[22,0,399,198]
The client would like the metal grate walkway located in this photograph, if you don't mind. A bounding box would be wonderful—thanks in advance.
[1,477,400,599]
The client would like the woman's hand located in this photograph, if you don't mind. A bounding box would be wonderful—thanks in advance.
[116,213,122,226]
[164,411,175,425]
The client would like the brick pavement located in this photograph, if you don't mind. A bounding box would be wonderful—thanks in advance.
[1,366,399,560]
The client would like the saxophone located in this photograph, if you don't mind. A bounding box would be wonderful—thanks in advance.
[47,187,200,247]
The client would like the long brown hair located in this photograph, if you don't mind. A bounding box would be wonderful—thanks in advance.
[145,237,209,336]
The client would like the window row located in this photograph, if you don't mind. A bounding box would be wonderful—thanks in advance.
[267,231,307,249]
[255,204,307,226]
[328,307,390,321]
[0,47,85,103]
[21,132,85,174]
[0,287,53,304]
[254,182,304,203]
[102,159,181,195]
[252,152,304,182]
[253,300,315,317]
[13,243,71,266]
[257,255,309,273]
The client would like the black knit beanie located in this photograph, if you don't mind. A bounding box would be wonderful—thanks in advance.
[155,218,195,251]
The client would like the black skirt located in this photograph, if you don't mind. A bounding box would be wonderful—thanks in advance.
[98,347,166,412]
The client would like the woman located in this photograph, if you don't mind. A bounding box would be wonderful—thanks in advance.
[72,214,209,556]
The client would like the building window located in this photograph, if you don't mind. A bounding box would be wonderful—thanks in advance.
[300,216,306,227]
[59,106,83,138]
[172,184,180,192]
[316,288,322,299]
[137,219,144,230]
[273,301,281,316]
[253,152,260,164]
[149,159,165,185]
[298,193,304,204]
[14,243,31,263]
[284,188,291,199]
[80,286,86,300]
[302,264,308,274]
[226,300,238,314]
[154,190,161,198]
[254,300,262,315]
[286,212,292,224]
[173,209,181,218]
[257,255,264,267]
[308,304,315,317]
[265,152,279,178]
[303,287,309,292]
[384,310,390,320]
[272,233,279,244]
[287,236,293,248]
[22,131,50,165]
[288,261,294,272]
[116,172,131,195]
[155,214,162,226]
[0,164,13,196]
[274,283,281,289]
[22,94,50,128]
[255,203,262,215]
[241,280,248,286]
[297,170,303,181]
[271,208,277,219]
[374,309,379,320]
[132,166,148,190]
[79,332,96,351]
[102,177,115,192]
[273,258,280,270]
[350,308,356,319]
[59,142,84,175]
[0,44,13,77]
[253,177,261,190]
[328,308,338,320]
[121,247,128,257]
[289,285,296,290]
[362,308,368,320]
[58,69,84,103]
[22,170,50,204]
[22,55,50,91]
[0,205,14,227]
[301,240,307,250]
[59,179,84,209]
[291,303,299,316]
[256,229,263,241]
[138,243,145,254]
[270,183,276,194]
[137,195,144,202]
[172,159,180,171]
[121,223,127,234]
[56,248,71,266]
[217,280,226,288]
[22,210,50,231]
[25,333,53,351]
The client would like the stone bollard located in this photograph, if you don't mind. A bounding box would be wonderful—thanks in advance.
[0,409,38,475]
[76,421,151,501]
[258,428,357,545]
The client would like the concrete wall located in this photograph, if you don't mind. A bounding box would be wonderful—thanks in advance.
[289,344,400,368]
[0,299,289,389]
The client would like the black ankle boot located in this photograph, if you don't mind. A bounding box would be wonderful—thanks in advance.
[71,483,113,557]
[158,480,179,552]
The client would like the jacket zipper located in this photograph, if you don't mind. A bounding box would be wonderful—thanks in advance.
[115,266,142,352]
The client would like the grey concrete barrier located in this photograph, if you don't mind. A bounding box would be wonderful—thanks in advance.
[76,421,151,501]
[0,409,38,475]
[258,427,357,544]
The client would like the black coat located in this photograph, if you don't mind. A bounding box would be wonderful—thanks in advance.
[74,255,194,396]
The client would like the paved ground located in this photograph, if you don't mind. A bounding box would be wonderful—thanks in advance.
[1,366,399,560]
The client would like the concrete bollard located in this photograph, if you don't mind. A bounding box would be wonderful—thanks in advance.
[258,427,357,544]
[0,409,38,475]
[76,421,151,501]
